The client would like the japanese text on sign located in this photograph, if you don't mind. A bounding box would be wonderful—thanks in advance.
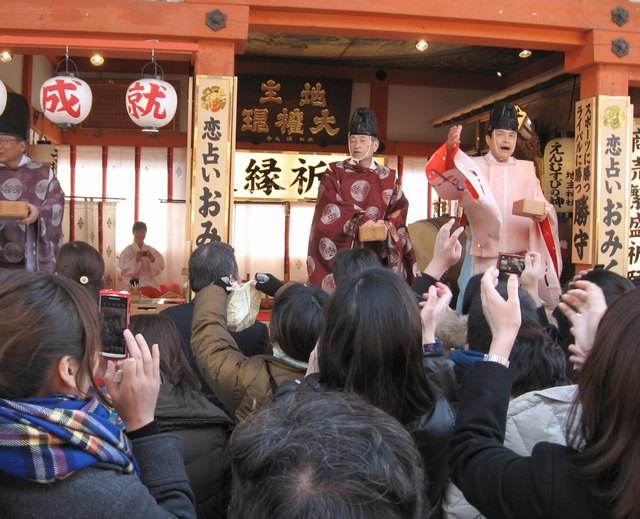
[594,98,630,274]
[572,99,595,264]
[234,152,348,201]
[628,120,640,280]
[543,138,574,213]
[237,76,352,146]
[192,76,236,247]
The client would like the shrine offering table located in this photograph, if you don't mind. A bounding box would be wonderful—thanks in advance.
[131,298,185,315]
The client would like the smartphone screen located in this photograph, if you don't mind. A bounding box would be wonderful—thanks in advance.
[497,254,526,275]
[99,291,130,358]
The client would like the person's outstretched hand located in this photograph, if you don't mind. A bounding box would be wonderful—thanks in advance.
[255,273,283,297]
[481,267,521,359]
[104,330,160,432]
[519,251,542,305]
[448,124,462,152]
[557,280,606,368]
[419,282,453,344]
[422,218,464,280]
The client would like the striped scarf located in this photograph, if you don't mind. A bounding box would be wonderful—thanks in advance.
[0,394,138,482]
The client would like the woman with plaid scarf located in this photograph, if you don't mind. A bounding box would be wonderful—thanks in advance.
[0,271,195,518]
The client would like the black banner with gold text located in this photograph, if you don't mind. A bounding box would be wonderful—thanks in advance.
[236,75,352,147]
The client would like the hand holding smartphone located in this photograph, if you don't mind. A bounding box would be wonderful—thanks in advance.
[497,253,526,275]
[104,329,160,432]
[99,289,131,359]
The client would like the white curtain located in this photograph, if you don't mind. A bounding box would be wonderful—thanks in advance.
[100,202,118,289]
[289,202,315,282]
[164,201,190,295]
[138,147,169,285]
[63,199,117,289]
[56,145,188,291]
[165,148,190,294]
[54,145,70,195]
[401,156,431,224]
[232,203,285,281]
[172,148,188,201]
[106,147,135,290]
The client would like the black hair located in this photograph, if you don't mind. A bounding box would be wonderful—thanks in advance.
[132,221,147,233]
[332,247,381,286]
[228,389,427,519]
[269,283,328,362]
[129,314,201,401]
[0,271,104,403]
[188,242,239,292]
[55,241,105,302]
[318,267,436,424]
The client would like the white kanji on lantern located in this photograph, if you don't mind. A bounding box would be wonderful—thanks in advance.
[40,76,93,127]
[126,78,177,131]
[0,80,7,116]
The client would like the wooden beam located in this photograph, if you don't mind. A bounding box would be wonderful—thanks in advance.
[0,35,199,60]
[248,9,586,51]
[0,1,249,44]
[504,53,565,87]
[236,139,440,157]
[239,0,640,33]
[235,58,502,91]
[566,30,640,71]
[431,67,570,127]
[60,132,187,148]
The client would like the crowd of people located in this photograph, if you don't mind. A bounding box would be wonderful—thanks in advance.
[2,101,639,519]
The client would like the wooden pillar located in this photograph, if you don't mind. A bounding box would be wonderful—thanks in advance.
[190,40,236,249]
[22,55,33,107]
[370,75,388,142]
[565,30,634,272]
[573,64,632,274]
[579,64,630,99]
[195,41,236,77]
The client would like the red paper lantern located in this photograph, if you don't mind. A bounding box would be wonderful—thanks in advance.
[40,75,92,129]
[126,77,177,133]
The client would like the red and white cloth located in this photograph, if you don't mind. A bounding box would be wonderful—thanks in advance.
[426,143,562,307]
[307,158,418,291]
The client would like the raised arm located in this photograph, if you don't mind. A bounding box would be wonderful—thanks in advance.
[191,283,273,421]
[557,280,607,368]
[104,330,196,518]
[423,218,464,281]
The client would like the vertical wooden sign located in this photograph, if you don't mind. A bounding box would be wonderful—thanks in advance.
[627,119,640,280]
[191,76,237,246]
[572,98,596,265]
[594,96,631,274]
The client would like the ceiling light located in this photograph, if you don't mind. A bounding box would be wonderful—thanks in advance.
[90,53,105,66]
[496,71,503,77]
[416,40,429,52]
[0,50,13,63]
[518,49,532,59]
